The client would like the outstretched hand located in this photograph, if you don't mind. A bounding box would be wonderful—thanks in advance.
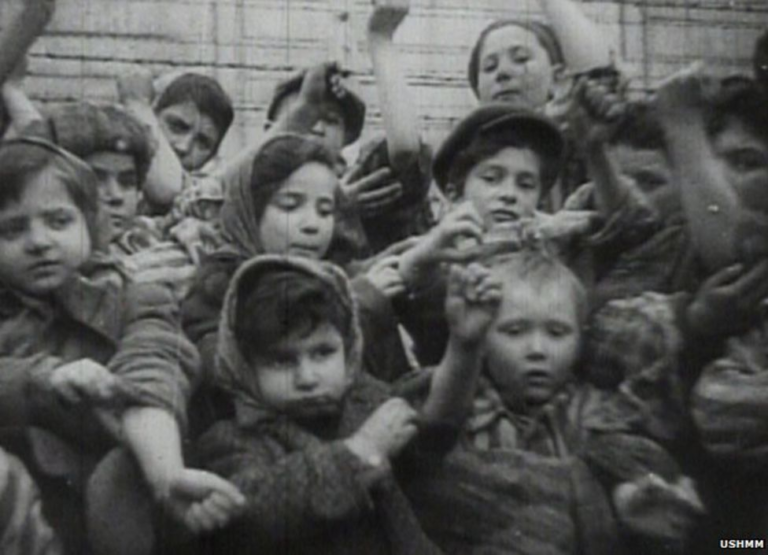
[687,260,768,338]
[445,262,502,346]
[368,0,410,38]
[653,63,719,122]
[341,163,402,217]
[160,469,247,534]
[569,76,626,146]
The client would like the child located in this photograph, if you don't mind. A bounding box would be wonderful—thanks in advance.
[190,253,501,554]
[117,70,233,214]
[0,137,243,554]
[154,72,234,173]
[183,133,412,423]
[457,250,703,553]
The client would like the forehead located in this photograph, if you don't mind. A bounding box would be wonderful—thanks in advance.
[83,151,136,174]
[0,166,77,213]
[271,320,343,352]
[159,101,220,137]
[278,162,338,196]
[481,25,550,59]
[471,146,542,175]
[495,273,579,322]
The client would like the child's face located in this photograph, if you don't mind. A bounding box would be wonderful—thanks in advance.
[484,277,580,410]
[252,321,349,418]
[84,152,139,242]
[157,100,221,171]
[610,145,677,219]
[462,146,542,230]
[259,162,337,259]
[0,166,91,296]
[274,92,347,154]
[476,25,555,109]
[712,117,768,214]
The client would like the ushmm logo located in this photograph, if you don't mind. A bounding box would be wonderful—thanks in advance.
[720,540,765,549]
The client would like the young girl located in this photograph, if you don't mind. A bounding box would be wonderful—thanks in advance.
[183,133,413,430]
[189,253,500,555]
[0,137,242,555]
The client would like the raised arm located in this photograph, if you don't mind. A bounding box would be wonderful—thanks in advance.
[367,0,420,171]
[536,0,613,72]
[0,0,55,86]
[117,69,186,210]
[654,66,742,271]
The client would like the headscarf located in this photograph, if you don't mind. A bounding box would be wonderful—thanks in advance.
[214,254,363,429]
[216,133,367,264]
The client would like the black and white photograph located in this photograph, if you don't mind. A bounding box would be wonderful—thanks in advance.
[0,0,765,553]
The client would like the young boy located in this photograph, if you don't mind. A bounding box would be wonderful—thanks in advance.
[191,254,501,554]
[0,138,242,555]
[460,250,703,553]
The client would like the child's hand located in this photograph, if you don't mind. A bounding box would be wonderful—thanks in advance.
[687,260,768,338]
[445,263,502,347]
[117,69,156,105]
[613,474,705,545]
[368,0,410,38]
[346,398,419,466]
[159,468,247,534]
[653,63,718,123]
[299,62,346,107]
[365,255,405,298]
[50,359,130,406]
[569,76,626,146]
[170,218,222,265]
[340,163,402,217]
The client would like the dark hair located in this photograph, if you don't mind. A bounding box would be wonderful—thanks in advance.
[0,139,100,243]
[706,77,768,147]
[468,20,565,97]
[489,249,588,327]
[445,129,555,199]
[155,73,234,149]
[607,102,666,151]
[234,268,352,363]
[250,134,339,221]
[755,29,768,88]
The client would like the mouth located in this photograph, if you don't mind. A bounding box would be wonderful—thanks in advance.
[490,208,520,224]
[523,369,553,386]
[289,244,320,257]
[28,260,61,277]
[493,90,521,102]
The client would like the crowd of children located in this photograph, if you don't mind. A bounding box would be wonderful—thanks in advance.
[0,0,766,553]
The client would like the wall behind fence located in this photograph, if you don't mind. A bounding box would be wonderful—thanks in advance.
[8,0,768,156]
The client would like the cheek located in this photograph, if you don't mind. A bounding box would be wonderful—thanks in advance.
[257,210,289,252]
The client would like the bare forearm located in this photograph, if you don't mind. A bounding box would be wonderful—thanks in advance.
[421,339,483,427]
[122,100,184,208]
[585,139,631,217]
[665,117,740,269]
[368,35,420,170]
[1,85,43,137]
[536,0,613,71]
[122,407,184,497]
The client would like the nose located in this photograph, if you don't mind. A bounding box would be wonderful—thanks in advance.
[173,133,194,156]
[293,361,319,391]
[497,179,519,204]
[100,177,124,207]
[26,220,53,252]
[297,207,321,235]
[525,332,547,361]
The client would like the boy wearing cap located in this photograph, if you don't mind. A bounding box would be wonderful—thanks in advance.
[394,99,654,365]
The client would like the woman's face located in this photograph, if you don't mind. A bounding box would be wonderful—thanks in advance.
[476,24,556,110]
[258,162,338,259]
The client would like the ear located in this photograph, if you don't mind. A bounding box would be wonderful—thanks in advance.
[549,64,571,102]
[444,182,462,203]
